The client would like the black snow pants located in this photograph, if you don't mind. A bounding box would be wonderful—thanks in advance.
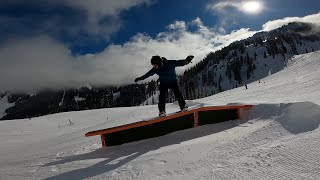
[158,81,186,112]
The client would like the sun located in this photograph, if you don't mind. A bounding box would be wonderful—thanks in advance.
[241,0,263,14]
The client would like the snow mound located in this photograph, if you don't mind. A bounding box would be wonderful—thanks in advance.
[276,102,320,134]
[248,102,320,134]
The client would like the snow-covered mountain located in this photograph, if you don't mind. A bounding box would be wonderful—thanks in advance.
[1,48,320,179]
[179,22,320,100]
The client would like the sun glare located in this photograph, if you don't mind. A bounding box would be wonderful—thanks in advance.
[241,1,263,14]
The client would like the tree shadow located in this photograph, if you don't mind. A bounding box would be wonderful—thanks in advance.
[43,119,244,179]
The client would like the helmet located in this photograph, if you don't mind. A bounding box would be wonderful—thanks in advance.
[150,55,163,65]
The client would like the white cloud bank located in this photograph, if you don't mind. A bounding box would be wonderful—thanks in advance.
[1,12,320,92]
[262,13,320,31]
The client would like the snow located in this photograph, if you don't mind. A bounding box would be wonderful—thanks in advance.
[113,91,120,101]
[74,95,86,102]
[59,90,66,106]
[79,84,93,90]
[141,91,159,105]
[0,94,15,119]
[1,51,320,179]
[197,39,320,96]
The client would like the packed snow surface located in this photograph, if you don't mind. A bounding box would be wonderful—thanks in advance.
[1,51,320,179]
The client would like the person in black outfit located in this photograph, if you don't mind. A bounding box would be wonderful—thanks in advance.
[135,55,194,117]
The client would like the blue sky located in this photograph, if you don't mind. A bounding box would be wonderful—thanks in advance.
[0,0,320,92]
[1,0,319,54]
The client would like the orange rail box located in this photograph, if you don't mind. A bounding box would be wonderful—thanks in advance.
[85,105,252,147]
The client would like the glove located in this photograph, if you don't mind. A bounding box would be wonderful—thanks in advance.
[185,55,194,63]
[134,77,141,82]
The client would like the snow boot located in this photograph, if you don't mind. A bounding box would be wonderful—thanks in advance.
[159,111,166,117]
[180,105,188,112]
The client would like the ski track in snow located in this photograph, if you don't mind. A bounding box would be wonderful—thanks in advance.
[1,51,320,179]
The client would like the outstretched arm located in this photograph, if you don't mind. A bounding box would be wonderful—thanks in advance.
[171,55,194,67]
[134,68,156,82]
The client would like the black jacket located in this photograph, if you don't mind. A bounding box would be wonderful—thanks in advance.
[139,59,189,84]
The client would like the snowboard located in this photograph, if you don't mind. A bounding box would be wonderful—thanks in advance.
[142,103,205,122]
[164,103,204,117]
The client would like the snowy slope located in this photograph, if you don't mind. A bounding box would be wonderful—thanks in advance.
[193,39,320,97]
[141,91,159,106]
[1,51,320,179]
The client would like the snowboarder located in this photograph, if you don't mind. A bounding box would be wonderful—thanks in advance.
[134,55,194,117]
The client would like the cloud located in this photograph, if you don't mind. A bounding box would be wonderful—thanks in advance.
[207,0,266,27]
[2,12,320,93]
[262,12,320,31]
[168,21,187,31]
[207,0,265,13]
[0,36,77,92]
[219,28,256,44]
[207,0,239,27]
[61,0,152,18]
[207,0,239,12]
[0,0,151,43]
[0,17,256,93]
[54,0,152,37]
